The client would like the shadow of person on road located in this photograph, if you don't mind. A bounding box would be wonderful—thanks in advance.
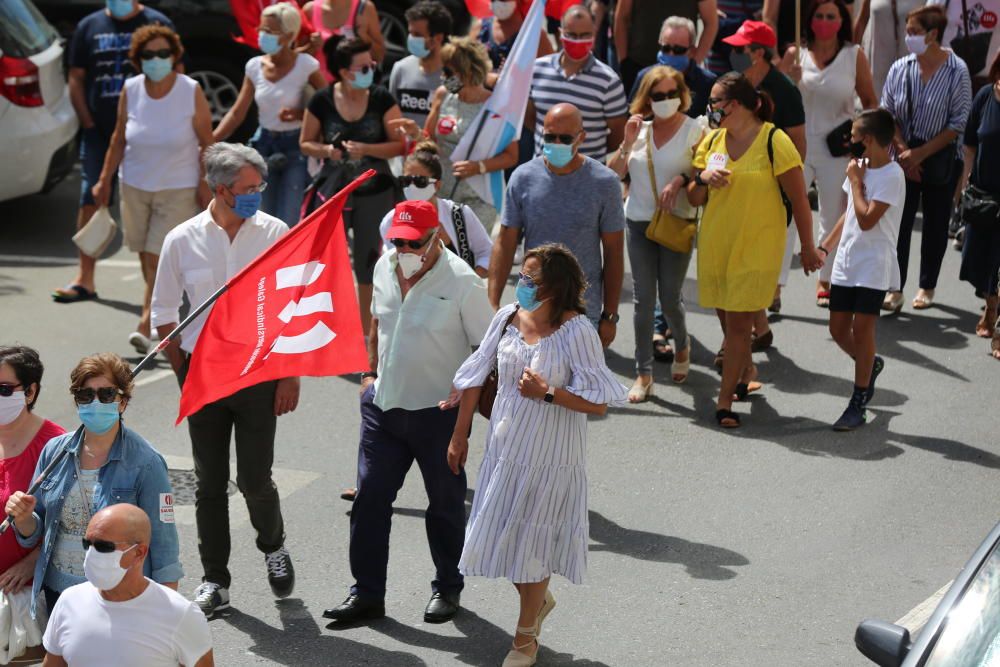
[756,348,908,406]
[587,510,749,581]
[224,598,427,666]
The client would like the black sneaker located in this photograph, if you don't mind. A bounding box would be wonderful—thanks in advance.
[864,356,884,405]
[265,546,295,598]
[833,399,867,431]
[193,582,230,617]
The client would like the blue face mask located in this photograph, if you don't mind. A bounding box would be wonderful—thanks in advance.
[657,52,690,71]
[226,187,262,218]
[349,67,374,89]
[407,34,430,59]
[258,31,282,55]
[142,57,173,82]
[78,399,120,435]
[542,142,575,168]
[106,0,134,19]
[515,282,545,312]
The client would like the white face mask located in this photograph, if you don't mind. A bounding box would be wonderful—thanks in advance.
[651,97,681,119]
[0,391,26,425]
[397,232,437,279]
[403,183,436,201]
[492,0,517,20]
[83,543,137,591]
[905,33,929,55]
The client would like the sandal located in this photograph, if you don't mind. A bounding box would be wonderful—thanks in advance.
[52,284,98,303]
[991,330,1000,360]
[769,295,782,313]
[976,311,997,338]
[816,289,831,308]
[502,626,539,667]
[750,329,773,352]
[882,291,904,313]
[715,408,741,428]
[713,347,725,370]
[652,334,674,363]
[671,336,691,383]
[734,365,762,401]
[340,487,357,502]
[536,590,556,636]
[627,377,654,403]
[912,289,935,309]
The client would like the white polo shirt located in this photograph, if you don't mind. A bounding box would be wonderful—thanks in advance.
[371,245,494,412]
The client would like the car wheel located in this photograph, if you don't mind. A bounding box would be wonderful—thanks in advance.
[189,68,240,126]
[380,10,407,62]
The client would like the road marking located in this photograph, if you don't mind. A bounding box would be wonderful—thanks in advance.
[121,272,142,282]
[134,368,174,388]
[162,454,321,528]
[0,253,139,268]
[896,581,953,635]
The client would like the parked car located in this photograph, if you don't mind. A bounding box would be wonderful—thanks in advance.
[0,0,78,203]
[856,518,1000,666]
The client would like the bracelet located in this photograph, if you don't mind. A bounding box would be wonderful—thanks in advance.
[618,143,632,158]
[678,173,691,187]
[693,170,707,186]
[818,246,829,256]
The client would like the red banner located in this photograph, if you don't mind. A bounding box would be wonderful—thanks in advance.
[177,171,373,423]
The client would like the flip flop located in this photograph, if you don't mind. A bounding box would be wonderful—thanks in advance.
[52,284,97,304]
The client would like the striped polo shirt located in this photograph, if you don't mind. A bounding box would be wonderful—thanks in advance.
[530,52,628,159]
[881,52,972,143]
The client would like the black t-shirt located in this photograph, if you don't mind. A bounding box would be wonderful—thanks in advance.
[964,84,1000,194]
[306,84,396,147]
[69,8,174,138]
[759,66,805,131]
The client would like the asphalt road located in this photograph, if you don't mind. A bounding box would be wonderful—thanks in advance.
[2,168,998,667]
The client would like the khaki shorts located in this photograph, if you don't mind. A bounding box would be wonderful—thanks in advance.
[120,183,200,254]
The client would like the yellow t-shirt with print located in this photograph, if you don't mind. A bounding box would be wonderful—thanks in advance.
[693,122,802,312]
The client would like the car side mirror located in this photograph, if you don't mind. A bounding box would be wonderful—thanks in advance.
[855,619,911,667]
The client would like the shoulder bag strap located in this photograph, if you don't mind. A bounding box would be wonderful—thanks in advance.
[644,124,659,208]
[491,306,520,372]
[450,202,475,268]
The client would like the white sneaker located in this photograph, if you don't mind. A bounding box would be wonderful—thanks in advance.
[128,331,152,354]
[193,582,230,617]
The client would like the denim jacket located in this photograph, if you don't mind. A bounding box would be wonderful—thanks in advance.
[14,422,183,617]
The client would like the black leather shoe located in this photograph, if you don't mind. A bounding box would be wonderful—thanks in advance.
[423,591,460,623]
[322,594,385,623]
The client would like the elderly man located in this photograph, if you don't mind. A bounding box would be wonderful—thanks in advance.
[323,200,493,626]
[489,103,625,345]
[42,504,213,667]
[151,143,298,617]
[527,4,628,160]
[627,16,718,120]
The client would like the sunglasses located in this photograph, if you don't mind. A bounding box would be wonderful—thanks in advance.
[542,132,577,145]
[659,44,689,55]
[351,64,374,75]
[73,387,122,405]
[650,90,681,102]
[707,97,732,108]
[139,48,172,60]
[0,383,23,397]
[390,234,435,250]
[399,175,437,188]
[442,66,454,77]
[82,538,136,553]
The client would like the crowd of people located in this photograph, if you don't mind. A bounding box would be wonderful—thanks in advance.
[3,0,999,664]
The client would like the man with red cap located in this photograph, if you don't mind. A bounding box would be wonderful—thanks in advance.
[323,200,494,626]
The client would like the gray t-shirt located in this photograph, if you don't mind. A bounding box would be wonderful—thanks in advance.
[501,156,626,320]
[388,55,442,125]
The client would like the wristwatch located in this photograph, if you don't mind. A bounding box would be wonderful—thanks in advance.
[694,170,707,186]
[600,311,620,324]
[478,160,487,175]
[543,387,555,404]
[360,371,378,380]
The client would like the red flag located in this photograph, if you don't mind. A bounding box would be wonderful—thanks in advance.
[176,171,373,424]
[228,0,266,48]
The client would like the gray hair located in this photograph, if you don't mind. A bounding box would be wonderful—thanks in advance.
[660,16,697,46]
[261,2,302,37]
[203,142,267,190]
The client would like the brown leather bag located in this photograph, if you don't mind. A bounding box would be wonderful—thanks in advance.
[477,306,519,419]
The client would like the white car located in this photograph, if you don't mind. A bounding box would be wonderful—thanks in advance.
[0,0,78,203]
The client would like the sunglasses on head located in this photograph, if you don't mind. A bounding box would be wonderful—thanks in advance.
[659,44,689,55]
[352,64,374,75]
[542,132,577,145]
[399,175,437,188]
[650,90,681,102]
[73,387,121,405]
[82,538,135,553]
[139,48,172,60]
[390,234,434,250]
[0,383,23,397]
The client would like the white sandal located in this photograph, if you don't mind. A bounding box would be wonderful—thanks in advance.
[671,336,691,383]
[502,626,539,667]
[627,376,654,403]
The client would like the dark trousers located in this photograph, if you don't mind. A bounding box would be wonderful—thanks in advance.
[619,58,643,100]
[183,358,284,589]
[897,176,954,290]
[350,385,466,600]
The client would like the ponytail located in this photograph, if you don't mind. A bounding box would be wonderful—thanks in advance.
[406,140,444,180]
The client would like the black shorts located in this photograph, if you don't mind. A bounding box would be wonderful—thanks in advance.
[829,285,886,315]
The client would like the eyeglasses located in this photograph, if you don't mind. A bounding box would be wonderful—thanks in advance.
[659,44,689,55]
[72,387,122,405]
[650,90,681,102]
[542,132,578,145]
[82,538,136,553]
[518,272,538,287]
[390,234,435,250]
[399,175,437,188]
[139,48,172,60]
[225,182,267,195]
[0,383,23,397]
[351,64,374,75]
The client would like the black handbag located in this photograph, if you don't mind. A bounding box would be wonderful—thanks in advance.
[825,119,854,157]
[959,184,1000,228]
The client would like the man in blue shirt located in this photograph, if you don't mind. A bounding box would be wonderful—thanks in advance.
[52,0,172,305]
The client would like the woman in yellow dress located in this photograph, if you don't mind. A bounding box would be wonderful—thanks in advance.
[687,73,824,428]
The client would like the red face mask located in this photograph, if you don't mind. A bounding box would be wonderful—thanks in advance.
[810,17,841,40]
[562,36,594,61]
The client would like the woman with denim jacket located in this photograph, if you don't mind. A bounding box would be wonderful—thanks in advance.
[5,353,182,618]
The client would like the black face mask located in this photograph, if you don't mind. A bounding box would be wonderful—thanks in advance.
[848,139,866,159]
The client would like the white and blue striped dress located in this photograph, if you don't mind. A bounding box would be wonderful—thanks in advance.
[453,304,628,584]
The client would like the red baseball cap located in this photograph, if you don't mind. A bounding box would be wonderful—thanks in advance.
[722,20,777,48]
[386,200,438,241]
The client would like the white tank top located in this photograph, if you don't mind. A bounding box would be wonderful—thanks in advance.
[799,43,859,137]
[120,73,201,191]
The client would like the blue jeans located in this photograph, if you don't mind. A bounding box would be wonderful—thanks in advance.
[79,126,116,206]
[250,128,309,227]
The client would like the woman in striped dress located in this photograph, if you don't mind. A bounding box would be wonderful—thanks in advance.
[448,244,627,667]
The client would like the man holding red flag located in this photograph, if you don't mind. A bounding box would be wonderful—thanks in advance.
[150,142,367,618]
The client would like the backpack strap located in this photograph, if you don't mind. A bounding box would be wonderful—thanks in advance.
[450,202,475,268]
[767,125,793,226]
[766,125,777,175]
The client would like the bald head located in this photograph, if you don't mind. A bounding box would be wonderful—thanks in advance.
[561,4,594,29]
[88,503,152,546]
[543,103,583,135]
